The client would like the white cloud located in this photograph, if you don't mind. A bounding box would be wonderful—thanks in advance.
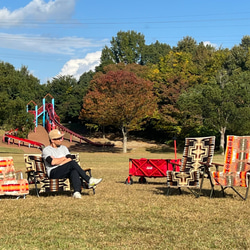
[0,32,107,55]
[0,0,76,27]
[58,51,102,80]
[203,41,218,48]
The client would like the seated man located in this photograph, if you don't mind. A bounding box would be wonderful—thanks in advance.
[42,129,102,199]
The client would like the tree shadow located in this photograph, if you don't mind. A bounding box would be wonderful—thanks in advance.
[145,145,177,154]
[68,142,124,153]
[153,186,235,199]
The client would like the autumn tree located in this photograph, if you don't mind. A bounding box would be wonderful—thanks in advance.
[80,70,157,153]
[102,63,151,80]
[148,50,200,137]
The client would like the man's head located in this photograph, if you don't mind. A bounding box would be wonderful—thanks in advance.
[49,129,64,146]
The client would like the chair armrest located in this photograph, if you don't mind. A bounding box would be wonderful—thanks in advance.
[166,159,181,171]
[210,162,223,172]
[199,162,222,176]
[200,161,223,169]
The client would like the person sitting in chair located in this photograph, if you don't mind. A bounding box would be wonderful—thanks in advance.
[42,129,102,199]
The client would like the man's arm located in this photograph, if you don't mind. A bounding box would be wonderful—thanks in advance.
[50,156,72,166]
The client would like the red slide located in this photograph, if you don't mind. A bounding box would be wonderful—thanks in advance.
[3,129,45,150]
[46,103,114,147]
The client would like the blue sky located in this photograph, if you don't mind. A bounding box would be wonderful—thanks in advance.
[0,0,250,84]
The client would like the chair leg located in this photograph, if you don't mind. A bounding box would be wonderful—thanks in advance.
[221,186,226,197]
[206,171,215,198]
[231,186,249,200]
[210,179,226,198]
[210,186,215,198]
[197,172,207,198]
[166,186,171,196]
[27,172,39,197]
[33,176,39,197]
[245,177,250,200]
[188,187,205,198]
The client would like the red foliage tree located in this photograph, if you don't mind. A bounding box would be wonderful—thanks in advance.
[80,70,157,153]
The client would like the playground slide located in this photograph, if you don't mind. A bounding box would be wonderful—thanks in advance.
[46,103,114,147]
[2,102,114,150]
[3,130,45,150]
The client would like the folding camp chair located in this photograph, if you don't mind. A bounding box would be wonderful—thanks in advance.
[208,135,250,200]
[24,153,94,196]
[166,136,215,197]
[0,157,29,199]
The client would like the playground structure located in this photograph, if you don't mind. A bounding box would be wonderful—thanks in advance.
[3,94,114,150]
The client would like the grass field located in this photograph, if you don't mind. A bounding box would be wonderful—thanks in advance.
[0,146,249,250]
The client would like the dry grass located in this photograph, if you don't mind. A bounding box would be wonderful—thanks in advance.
[0,146,250,250]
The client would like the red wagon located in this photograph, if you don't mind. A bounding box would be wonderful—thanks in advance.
[125,158,181,184]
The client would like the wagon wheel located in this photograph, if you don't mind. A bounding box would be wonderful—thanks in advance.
[125,177,134,185]
[139,176,147,184]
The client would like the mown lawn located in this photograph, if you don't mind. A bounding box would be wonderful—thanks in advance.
[0,146,249,250]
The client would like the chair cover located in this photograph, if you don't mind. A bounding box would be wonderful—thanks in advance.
[0,157,29,196]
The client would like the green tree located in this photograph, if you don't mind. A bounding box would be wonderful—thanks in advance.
[178,75,250,153]
[240,35,250,51]
[45,75,83,122]
[143,40,171,65]
[0,62,43,133]
[78,70,95,92]
[80,70,157,153]
[99,30,146,69]
[3,96,35,137]
[174,36,197,54]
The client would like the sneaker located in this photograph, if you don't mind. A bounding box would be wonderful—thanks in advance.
[73,191,82,199]
[88,177,102,188]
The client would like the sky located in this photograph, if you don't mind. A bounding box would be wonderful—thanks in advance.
[0,0,250,84]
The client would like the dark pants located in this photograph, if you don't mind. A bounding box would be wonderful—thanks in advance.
[50,160,90,193]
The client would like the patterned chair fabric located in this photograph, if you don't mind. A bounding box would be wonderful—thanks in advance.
[24,154,70,195]
[0,157,29,197]
[167,136,215,197]
[210,135,250,200]
[24,153,92,196]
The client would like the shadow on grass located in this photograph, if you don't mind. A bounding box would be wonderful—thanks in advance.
[27,188,73,197]
[27,188,92,197]
[153,186,235,199]
[0,195,27,200]
[145,145,178,154]
[68,142,123,153]
[119,179,168,186]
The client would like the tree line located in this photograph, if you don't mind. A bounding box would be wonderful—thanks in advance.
[1,31,250,153]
